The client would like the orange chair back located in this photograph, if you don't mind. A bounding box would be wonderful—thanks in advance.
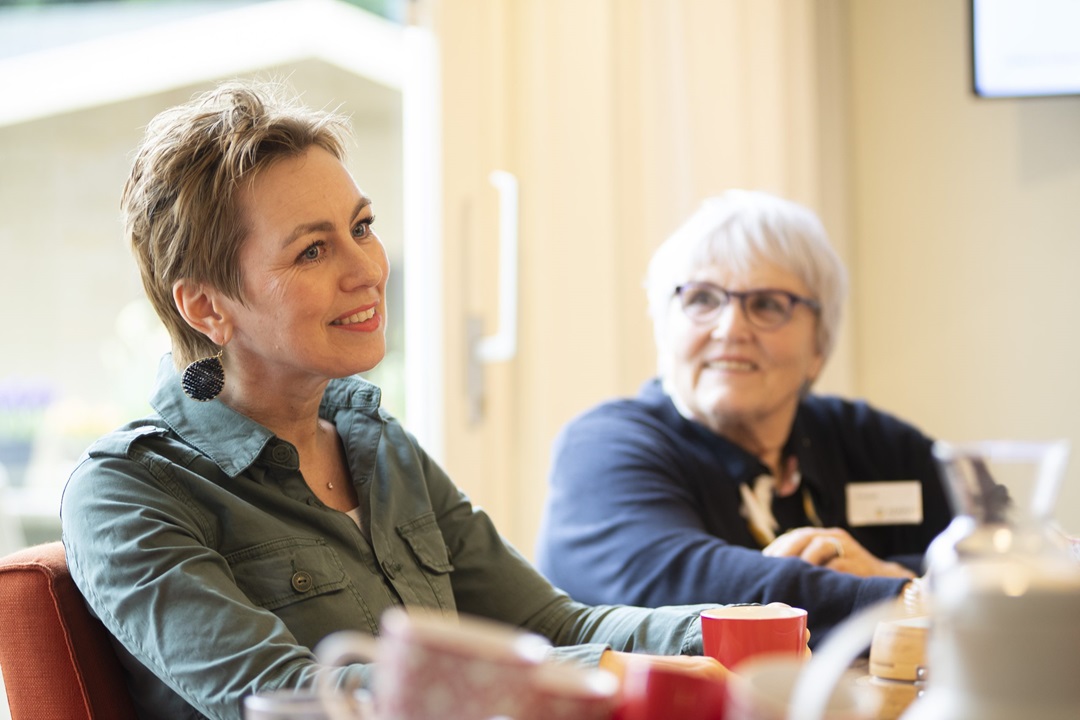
[0,541,138,720]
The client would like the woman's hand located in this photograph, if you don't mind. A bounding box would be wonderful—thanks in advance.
[599,650,729,684]
[762,527,915,579]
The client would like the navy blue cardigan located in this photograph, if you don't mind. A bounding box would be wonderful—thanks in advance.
[536,379,953,644]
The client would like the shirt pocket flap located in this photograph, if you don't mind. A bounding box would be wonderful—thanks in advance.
[227,538,349,611]
[397,512,454,574]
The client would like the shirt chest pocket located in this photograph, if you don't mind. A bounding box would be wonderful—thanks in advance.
[397,512,455,573]
[227,537,349,611]
[394,512,455,609]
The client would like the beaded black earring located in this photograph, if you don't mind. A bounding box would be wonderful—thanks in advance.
[181,350,225,402]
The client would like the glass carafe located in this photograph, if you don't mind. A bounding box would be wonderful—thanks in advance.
[903,440,1080,720]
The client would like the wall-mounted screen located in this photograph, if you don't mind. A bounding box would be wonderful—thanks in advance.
[972,0,1080,98]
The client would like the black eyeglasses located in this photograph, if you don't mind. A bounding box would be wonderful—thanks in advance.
[673,281,821,330]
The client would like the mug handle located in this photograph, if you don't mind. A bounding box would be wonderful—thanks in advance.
[312,631,381,720]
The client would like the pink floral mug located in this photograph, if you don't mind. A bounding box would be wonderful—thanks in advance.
[317,608,552,720]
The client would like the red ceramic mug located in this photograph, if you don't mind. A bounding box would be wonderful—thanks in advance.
[615,661,727,720]
[700,603,808,671]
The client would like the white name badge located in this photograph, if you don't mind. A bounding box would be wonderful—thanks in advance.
[846,481,923,526]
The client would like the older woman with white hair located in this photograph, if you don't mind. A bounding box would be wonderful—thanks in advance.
[536,189,951,644]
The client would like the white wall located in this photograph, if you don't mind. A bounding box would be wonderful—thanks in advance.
[847,0,1080,532]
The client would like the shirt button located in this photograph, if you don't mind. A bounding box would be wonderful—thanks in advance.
[381,559,397,579]
[271,444,292,463]
[291,571,313,593]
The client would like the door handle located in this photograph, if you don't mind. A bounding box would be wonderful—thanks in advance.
[466,170,519,422]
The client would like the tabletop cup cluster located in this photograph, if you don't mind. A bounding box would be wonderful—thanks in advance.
[245,603,823,720]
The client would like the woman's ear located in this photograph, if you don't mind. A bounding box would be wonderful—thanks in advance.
[173,279,229,345]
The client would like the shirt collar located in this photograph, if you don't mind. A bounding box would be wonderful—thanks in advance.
[149,354,383,478]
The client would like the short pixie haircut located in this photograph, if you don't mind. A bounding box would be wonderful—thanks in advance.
[645,189,848,375]
[122,80,353,368]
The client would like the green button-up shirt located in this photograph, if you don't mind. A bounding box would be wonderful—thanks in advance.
[61,356,713,720]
